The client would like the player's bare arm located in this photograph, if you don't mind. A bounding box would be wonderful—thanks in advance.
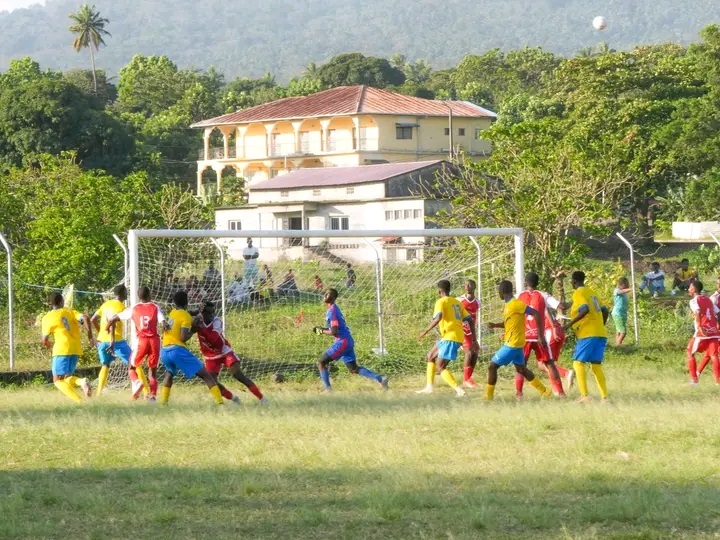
[83,313,97,347]
[563,305,589,332]
[90,312,101,332]
[418,314,441,340]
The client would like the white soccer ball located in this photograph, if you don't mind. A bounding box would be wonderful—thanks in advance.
[593,16,607,30]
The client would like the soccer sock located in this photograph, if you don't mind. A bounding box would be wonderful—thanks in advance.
[247,384,264,400]
[555,364,569,377]
[135,366,150,395]
[160,386,171,404]
[319,367,332,390]
[357,366,382,382]
[712,357,720,383]
[440,368,458,388]
[426,362,436,387]
[220,387,234,400]
[463,365,474,381]
[128,368,138,382]
[54,380,82,403]
[547,367,565,396]
[149,376,158,396]
[515,373,525,395]
[687,356,699,383]
[590,364,609,399]
[698,355,710,375]
[97,366,109,394]
[528,377,548,395]
[485,384,495,400]
[66,375,81,387]
[209,385,224,404]
[573,361,589,396]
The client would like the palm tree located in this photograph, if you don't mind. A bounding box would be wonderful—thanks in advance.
[68,4,110,95]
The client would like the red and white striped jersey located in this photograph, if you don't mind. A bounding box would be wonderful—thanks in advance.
[117,302,165,339]
[457,295,479,337]
[690,295,720,338]
[196,316,233,360]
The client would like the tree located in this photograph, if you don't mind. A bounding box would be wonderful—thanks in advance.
[68,4,110,95]
[315,53,405,88]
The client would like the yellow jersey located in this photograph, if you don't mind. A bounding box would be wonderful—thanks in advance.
[677,267,696,281]
[433,296,469,343]
[163,309,193,348]
[570,286,607,339]
[503,298,528,348]
[41,308,84,356]
[94,299,126,342]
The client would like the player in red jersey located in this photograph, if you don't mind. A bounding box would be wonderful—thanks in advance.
[686,280,720,385]
[108,286,165,401]
[516,272,569,398]
[698,277,720,379]
[457,279,480,388]
[194,301,267,405]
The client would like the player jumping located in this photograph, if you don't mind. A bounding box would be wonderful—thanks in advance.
[313,288,388,392]
[686,280,720,385]
[195,301,268,404]
[458,279,480,388]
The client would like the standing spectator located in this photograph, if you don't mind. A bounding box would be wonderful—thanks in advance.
[314,274,324,292]
[262,264,274,287]
[639,262,666,297]
[346,263,356,289]
[672,258,698,295]
[243,238,260,286]
[612,277,632,345]
[203,261,220,283]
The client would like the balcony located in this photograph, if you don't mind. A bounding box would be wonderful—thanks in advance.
[199,147,237,160]
[269,142,297,157]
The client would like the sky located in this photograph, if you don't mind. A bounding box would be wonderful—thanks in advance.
[0,0,44,12]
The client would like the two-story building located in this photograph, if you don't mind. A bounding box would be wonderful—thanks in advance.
[191,85,496,195]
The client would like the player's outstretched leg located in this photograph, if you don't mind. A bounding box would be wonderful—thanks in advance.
[686,347,700,385]
[416,344,438,394]
[435,358,465,397]
[344,361,388,391]
[516,364,551,398]
[195,368,224,405]
[485,361,499,400]
[134,365,150,399]
[462,347,479,388]
[229,363,269,402]
[590,363,609,399]
[160,370,174,405]
[698,353,711,378]
[545,360,566,397]
[318,353,333,392]
[54,375,83,402]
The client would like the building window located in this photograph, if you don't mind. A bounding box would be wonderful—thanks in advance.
[271,133,281,155]
[385,210,393,220]
[394,210,402,220]
[228,220,242,230]
[413,209,421,219]
[280,190,289,198]
[407,248,417,261]
[346,187,354,194]
[475,128,483,140]
[299,131,310,152]
[330,216,349,230]
[458,128,466,136]
[327,129,337,151]
[313,189,321,196]
[270,169,280,178]
[396,126,413,140]
[403,209,412,219]
[444,128,450,136]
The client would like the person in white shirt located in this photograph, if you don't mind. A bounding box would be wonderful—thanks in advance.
[639,262,666,297]
[243,238,260,286]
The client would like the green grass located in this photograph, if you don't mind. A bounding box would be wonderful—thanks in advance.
[3,354,720,539]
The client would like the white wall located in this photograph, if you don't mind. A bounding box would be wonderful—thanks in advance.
[672,221,720,240]
[249,182,385,204]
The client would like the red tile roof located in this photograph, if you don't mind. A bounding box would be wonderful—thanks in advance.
[191,86,496,128]
[250,160,444,191]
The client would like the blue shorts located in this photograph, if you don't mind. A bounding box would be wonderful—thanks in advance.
[161,346,203,378]
[326,338,356,363]
[97,340,132,366]
[492,345,525,367]
[52,355,78,376]
[437,340,461,361]
[573,337,608,363]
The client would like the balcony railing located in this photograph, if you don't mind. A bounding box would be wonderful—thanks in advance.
[200,147,236,160]
[269,142,297,157]
[199,137,382,161]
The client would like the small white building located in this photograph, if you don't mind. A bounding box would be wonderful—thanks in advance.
[215,160,453,263]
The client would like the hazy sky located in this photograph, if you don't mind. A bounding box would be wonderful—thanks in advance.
[0,0,44,12]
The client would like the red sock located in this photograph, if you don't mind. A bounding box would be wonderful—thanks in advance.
[129,369,138,382]
[149,377,158,397]
[698,355,710,375]
[220,387,234,400]
[548,372,565,396]
[688,356,699,383]
[515,373,524,395]
[555,364,568,377]
[247,384,264,400]
[712,357,720,383]
[463,366,474,381]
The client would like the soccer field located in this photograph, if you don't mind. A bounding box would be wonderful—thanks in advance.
[2,364,720,539]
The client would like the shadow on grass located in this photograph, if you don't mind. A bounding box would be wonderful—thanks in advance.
[1,466,719,539]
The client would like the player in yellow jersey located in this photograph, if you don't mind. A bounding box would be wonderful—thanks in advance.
[560,271,610,403]
[40,292,95,402]
[91,285,147,397]
[417,280,478,397]
[485,280,551,400]
[159,290,225,405]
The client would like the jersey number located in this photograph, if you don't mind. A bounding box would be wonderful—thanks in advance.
[61,317,70,331]
[452,305,462,320]
[138,315,151,330]
[590,296,601,312]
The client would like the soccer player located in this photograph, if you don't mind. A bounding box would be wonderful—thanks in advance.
[313,288,388,392]
[560,271,610,403]
[195,301,268,404]
[485,280,551,401]
[159,290,225,405]
[685,280,720,385]
[516,272,567,398]
[91,285,138,396]
[416,280,477,397]
[457,279,480,388]
[41,292,94,402]
[107,285,165,401]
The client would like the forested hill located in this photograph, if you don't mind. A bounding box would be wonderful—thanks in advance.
[0,0,718,79]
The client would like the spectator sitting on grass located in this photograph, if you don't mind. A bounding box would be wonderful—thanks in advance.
[314,275,324,292]
[346,263,356,289]
[672,258,698,295]
[639,262,666,297]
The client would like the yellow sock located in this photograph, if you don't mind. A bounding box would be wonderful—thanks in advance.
[160,386,171,404]
[590,364,609,399]
[485,384,495,400]
[54,380,82,403]
[529,377,548,395]
[97,366,109,394]
[209,385,224,405]
[426,362,436,386]
[440,368,458,389]
[66,375,81,387]
[135,366,150,396]
[573,361,589,396]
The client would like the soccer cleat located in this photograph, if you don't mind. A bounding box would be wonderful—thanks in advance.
[415,386,433,394]
[576,396,593,404]
[454,387,467,398]
[80,378,92,398]
[147,396,157,405]
[131,380,144,400]
[231,395,241,405]
[259,396,269,405]
[462,379,479,389]
[380,376,389,391]
[565,370,575,389]
[515,393,524,402]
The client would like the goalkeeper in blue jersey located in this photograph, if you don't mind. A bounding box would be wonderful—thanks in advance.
[313,288,389,392]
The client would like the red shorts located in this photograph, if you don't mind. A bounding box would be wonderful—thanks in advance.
[205,351,240,374]
[132,336,161,369]
[687,337,719,356]
[548,336,566,362]
[523,341,552,363]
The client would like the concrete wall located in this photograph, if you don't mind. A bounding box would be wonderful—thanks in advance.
[672,221,720,240]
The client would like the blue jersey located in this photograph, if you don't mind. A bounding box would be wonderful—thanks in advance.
[326,304,352,340]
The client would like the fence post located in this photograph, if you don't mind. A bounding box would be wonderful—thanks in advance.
[362,238,385,355]
[615,232,639,346]
[513,231,525,297]
[210,238,226,330]
[112,234,129,289]
[0,233,14,371]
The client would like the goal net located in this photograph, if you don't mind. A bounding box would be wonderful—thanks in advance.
[105,229,522,388]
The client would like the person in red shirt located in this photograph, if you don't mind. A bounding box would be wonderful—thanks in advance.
[194,301,267,404]
[108,286,165,401]
[516,272,568,398]
[698,277,720,379]
[686,280,720,385]
[457,279,480,388]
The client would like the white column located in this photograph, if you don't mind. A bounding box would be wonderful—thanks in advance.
[264,123,276,157]
[196,168,203,197]
[292,121,303,153]
[352,117,360,150]
[237,126,248,159]
[320,119,331,152]
[203,128,212,160]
